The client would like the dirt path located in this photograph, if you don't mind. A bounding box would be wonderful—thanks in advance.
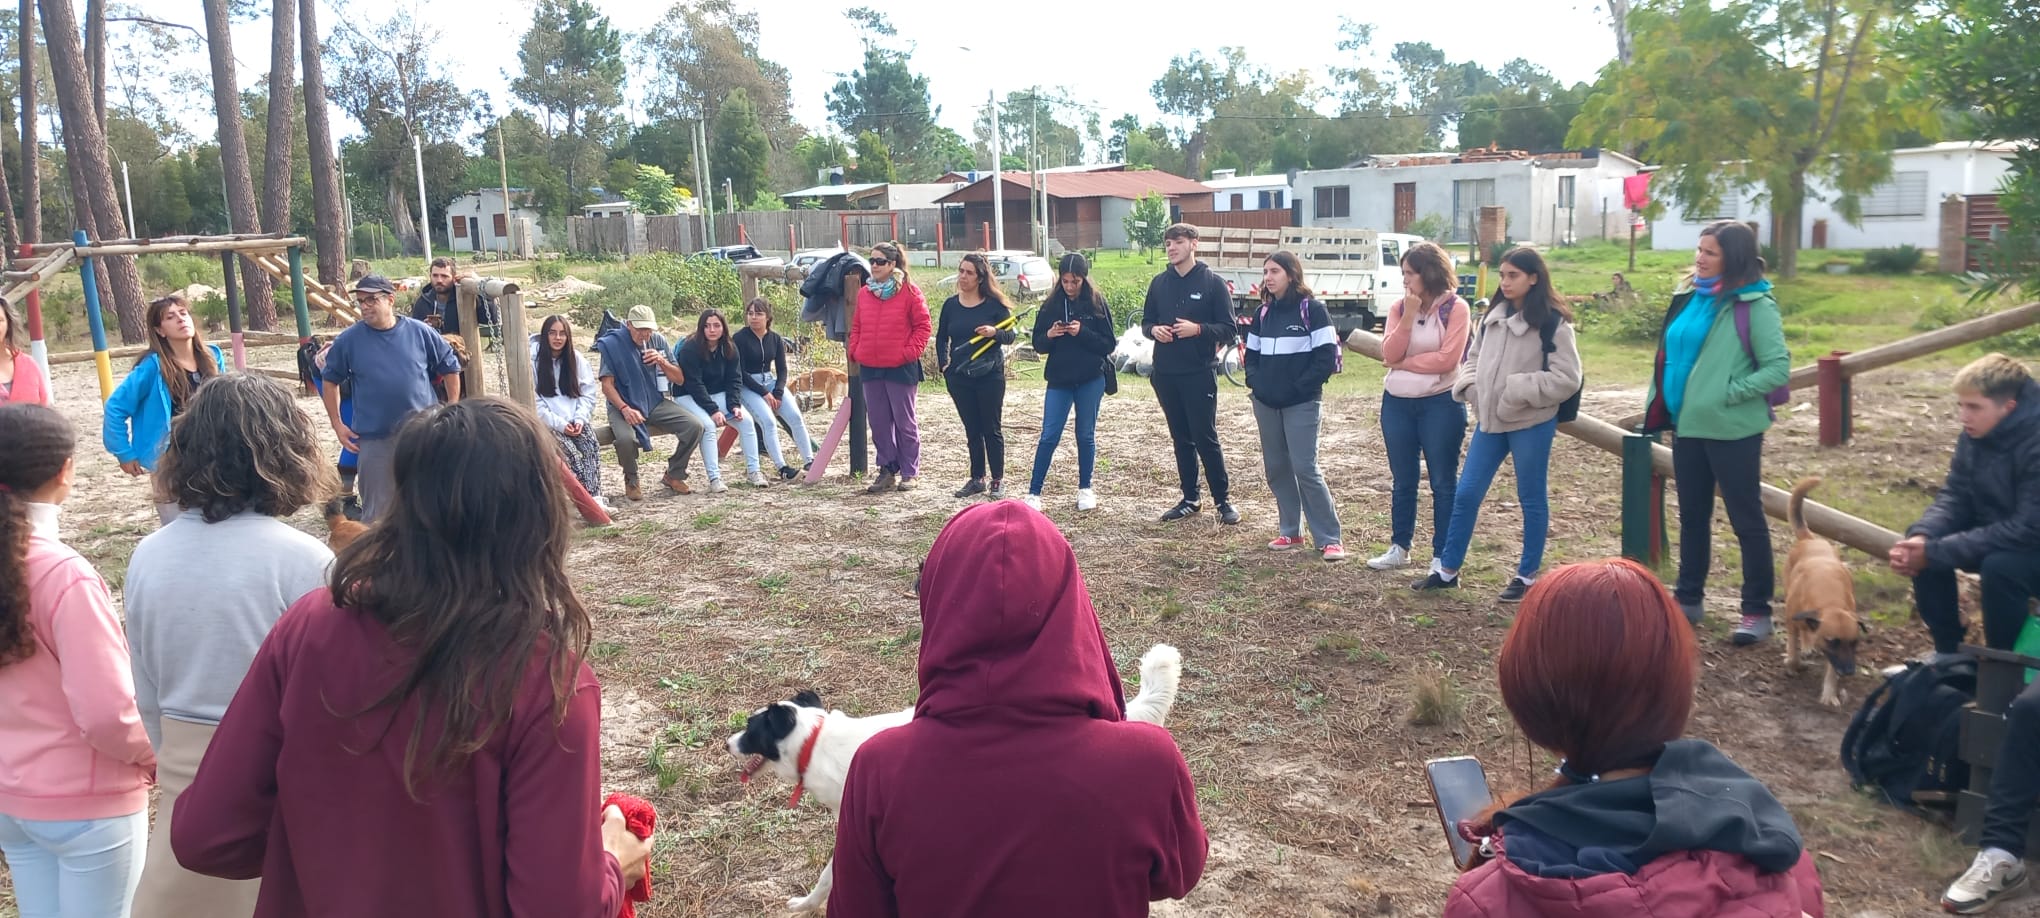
[16,350,2006,917]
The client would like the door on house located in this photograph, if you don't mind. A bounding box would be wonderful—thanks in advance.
[1393,183,1416,233]
[1230,193,1245,211]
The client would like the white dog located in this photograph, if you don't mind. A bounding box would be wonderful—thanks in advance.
[727,643,1185,912]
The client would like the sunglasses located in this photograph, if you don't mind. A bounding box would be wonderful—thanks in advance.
[869,257,891,266]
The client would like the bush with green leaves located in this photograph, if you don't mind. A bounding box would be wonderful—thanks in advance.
[1404,213,1449,241]
[353,223,401,259]
[571,270,677,332]
[1859,245,1924,275]
[190,294,229,329]
[531,260,566,284]
[141,254,222,294]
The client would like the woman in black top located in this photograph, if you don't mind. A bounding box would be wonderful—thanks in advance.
[1025,253,1118,513]
[732,298,814,481]
[671,308,760,491]
[935,252,1017,499]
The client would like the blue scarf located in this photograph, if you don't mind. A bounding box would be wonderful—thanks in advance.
[867,275,900,300]
[1692,274,1722,296]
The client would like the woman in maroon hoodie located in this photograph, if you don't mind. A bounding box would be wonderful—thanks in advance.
[171,398,652,917]
[830,501,1207,916]
[1445,558,1823,918]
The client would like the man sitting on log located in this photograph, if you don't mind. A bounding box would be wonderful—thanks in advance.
[1888,352,2040,913]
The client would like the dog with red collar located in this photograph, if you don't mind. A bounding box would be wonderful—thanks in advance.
[727,643,1183,912]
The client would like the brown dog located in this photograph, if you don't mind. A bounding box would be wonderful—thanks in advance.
[324,497,369,552]
[1783,477,1867,706]
[788,367,849,410]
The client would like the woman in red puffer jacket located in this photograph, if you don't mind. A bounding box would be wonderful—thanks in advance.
[848,240,932,494]
[1444,558,1824,918]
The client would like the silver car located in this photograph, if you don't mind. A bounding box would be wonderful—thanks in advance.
[939,251,1054,298]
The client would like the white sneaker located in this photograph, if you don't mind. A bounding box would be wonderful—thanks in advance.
[708,478,728,494]
[1367,544,1411,570]
[1430,556,1446,575]
[592,495,614,513]
[1076,488,1098,511]
[1022,493,1044,511]
[746,469,769,487]
[1945,849,2030,913]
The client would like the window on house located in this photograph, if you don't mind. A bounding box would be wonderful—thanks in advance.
[1557,175,1576,203]
[1314,185,1351,219]
[452,216,468,239]
[1260,189,1283,210]
[1683,197,1738,223]
[494,213,509,237]
[1861,171,1929,218]
[1451,179,1496,240]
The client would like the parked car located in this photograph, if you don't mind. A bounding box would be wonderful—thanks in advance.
[690,244,784,267]
[792,248,850,271]
[938,251,1054,298]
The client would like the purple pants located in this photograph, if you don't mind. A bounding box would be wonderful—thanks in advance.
[863,378,921,478]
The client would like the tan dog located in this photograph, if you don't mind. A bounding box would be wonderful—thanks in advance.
[1783,477,1867,706]
[788,367,849,410]
[324,497,369,552]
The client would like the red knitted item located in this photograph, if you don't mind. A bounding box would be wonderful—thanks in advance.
[603,793,656,918]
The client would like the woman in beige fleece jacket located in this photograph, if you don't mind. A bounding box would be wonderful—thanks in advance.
[1414,247,1583,602]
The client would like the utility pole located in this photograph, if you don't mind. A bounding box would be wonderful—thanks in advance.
[496,117,513,256]
[1030,87,1040,253]
[414,132,431,264]
[990,89,1003,251]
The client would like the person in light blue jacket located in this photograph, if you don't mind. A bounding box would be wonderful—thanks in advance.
[103,294,224,525]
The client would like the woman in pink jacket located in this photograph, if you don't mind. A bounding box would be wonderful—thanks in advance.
[1445,558,1824,918]
[0,403,158,918]
[1371,241,1471,573]
[849,240,932,494]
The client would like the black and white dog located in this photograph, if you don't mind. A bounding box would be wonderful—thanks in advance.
[727,643,1185,912]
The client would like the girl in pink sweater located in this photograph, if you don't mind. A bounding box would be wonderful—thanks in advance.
[0,403,158,917]
[1371,242,1472,574]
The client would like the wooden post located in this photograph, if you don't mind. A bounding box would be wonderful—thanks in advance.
[1818,350,1851,447]
[982,221,990,250]
[455,284,484,397]
[935,219,944,264]
[75,230,113,399]
[787,224,796,262]
[1627,219,1637,272]
[220,251,247,371]
[287,246,313,341]
[21,244,47,374]
[500,288,532,409]
[1620,430,1667,567]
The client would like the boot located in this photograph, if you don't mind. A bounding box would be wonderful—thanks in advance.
[622,468,644,503]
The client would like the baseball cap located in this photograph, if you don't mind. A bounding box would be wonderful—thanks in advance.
[626,305,659,330]
[350,274,397,295]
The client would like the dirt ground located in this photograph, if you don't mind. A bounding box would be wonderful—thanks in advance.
[8,341,2033,918]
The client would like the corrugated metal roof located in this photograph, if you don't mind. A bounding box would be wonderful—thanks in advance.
[935,169,1211,203]
[778,181,889,199]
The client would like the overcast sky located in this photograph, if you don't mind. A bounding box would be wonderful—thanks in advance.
[133,0,1621,151]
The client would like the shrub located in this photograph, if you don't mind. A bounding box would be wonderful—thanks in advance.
[1404,213,1449,242]
[1860,245,1924,275]
[628,252,742,318]
[141,254,220,294]
[572,270,676,332]
[352,223,401,258]
[190,293,229,329]
[531,259,566,284]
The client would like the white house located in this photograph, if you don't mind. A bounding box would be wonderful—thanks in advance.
[445,189,548,255]
[1650,141,2016,251]
[1290,148,1646,246]
[581,200,636,219]
[1205,169,1291,212]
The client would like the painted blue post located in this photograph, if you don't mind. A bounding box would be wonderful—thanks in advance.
[75,229,113,399]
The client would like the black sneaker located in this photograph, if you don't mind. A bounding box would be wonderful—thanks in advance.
[778,465,798,481]
[1498,577,1532,603]
[1413,571,1460,592]
[953,478,986,499]
[1160,500,1201,522]
[1217,502,1241,525]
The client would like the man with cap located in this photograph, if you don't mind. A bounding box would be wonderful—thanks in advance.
[595,304,707,501]
[320,274,464,521]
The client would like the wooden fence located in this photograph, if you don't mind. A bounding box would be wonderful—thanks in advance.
[564,209,949,257]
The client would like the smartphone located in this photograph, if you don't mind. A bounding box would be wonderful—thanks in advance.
[1425,756,1494,870]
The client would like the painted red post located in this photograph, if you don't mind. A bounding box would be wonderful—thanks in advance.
[935,219,944,264]
[19,244,46,375]
[1817,351,1852,447]
[787,224,796,261]
[982,221,990,250]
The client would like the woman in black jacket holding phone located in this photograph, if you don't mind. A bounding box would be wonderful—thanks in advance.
[672,309,760,491]
[936,253,1018,499]
[1024,253,1118,513]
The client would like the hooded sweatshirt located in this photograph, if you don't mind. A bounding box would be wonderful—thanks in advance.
[1907,377,2040,570]
[829,502,1208,918]
[1139,261,1236,376]
[1446,739,1824,918]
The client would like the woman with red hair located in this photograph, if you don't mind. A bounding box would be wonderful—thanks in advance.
[1445,559,1824,917]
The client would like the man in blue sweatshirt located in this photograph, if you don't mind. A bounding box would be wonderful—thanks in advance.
[1142,223,1239,524]
[320,275,462,522]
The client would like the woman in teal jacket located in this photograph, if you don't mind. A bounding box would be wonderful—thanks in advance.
[104,295,224,524]
[1641,221,1791,645]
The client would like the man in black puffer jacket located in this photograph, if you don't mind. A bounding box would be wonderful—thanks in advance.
[1141,223,1238,524]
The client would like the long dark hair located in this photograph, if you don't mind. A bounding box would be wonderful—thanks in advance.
[957,252,1013,311]
[155,374,334,522]
[0,301,23,355]
[0,403,74,667]
[140,294,218,404]
[534,315,582,400]
[329,398,591,798]
[685,309,736,361]
[1260,250,1315,305]
[1051,252,1106,320]
[1699,220,1766,290]
[1495,246,1572,330]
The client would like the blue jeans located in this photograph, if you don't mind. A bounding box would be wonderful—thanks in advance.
[675,392,759,478]
[0,809,148,918]
[1438,419,1556,579]
[1380,391,1467,555]
[1029,377,1106,495]
[735,388,816,469]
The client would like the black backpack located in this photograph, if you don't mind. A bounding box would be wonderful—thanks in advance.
[1840,657,1976,813]
[1537,314,1583,424]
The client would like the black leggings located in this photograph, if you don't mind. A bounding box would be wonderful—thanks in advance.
[1672,433,1774,616]
[948,376,1006,480]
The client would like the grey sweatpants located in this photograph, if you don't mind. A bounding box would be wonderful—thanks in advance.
[1252,398,1342,548]
[356,436,397,522]
[608,398,707,486]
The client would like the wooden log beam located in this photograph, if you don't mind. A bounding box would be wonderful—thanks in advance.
[47,331,301,365]
[75,236,308,257]
[250,252,357,324]
[90,232,290,248]
[1345,328,1902,557]
[455,284,485,398]
[455,275,520,299]
[0,249,76,308]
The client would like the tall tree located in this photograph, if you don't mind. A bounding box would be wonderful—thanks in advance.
[847,130,895,184]
[1151,48,1247,177]
[1321,20,1434,161]
[38,0,143,340]
[260,0,295,246]
[974,89,1083,170]
[1570,0,1935,276]
[512,0,623,212]
[825,9,938,179]
[298,0,343,284]
[326,15,479,254]
[19,0,35,244]
[80,0,97,122]
[711,86,769,204]
[638,0,802,188]
[201,0,273,327]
